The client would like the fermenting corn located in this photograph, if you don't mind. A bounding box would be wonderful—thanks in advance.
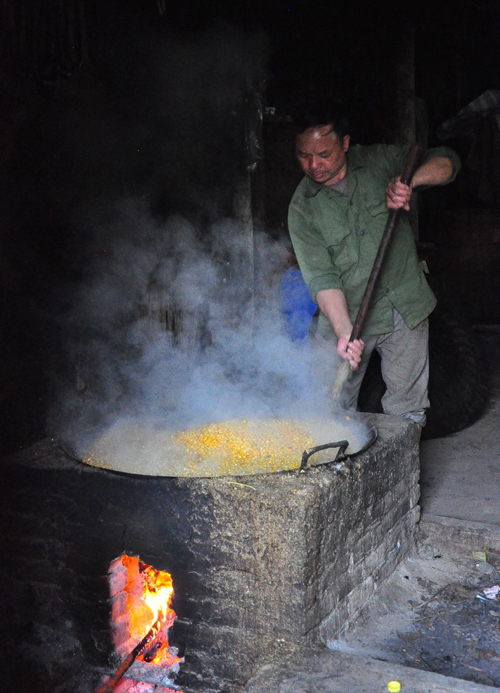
[173,419,315,476]
[81,415,370,478]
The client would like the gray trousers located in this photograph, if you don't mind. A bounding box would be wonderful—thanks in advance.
[317,309,430,426]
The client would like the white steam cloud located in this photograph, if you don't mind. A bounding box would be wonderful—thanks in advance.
[50,200,351,456]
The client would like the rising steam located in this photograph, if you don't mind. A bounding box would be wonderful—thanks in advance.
[49,200,354,457]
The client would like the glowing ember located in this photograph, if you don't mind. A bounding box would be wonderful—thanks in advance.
[110,555,181,669]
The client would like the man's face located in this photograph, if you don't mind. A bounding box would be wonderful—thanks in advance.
[295,125,350,186]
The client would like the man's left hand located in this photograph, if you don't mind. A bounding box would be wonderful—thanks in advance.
[386,176,413,211]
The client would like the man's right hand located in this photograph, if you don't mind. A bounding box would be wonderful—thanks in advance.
[337,335,364,370]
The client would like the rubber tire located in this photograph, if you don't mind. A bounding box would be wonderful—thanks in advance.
[357,300,490,439]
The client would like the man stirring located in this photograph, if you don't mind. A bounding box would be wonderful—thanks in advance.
[288,102,460,430]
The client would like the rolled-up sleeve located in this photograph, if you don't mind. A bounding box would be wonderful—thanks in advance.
[288,198,343,302]
[419,145,461,184]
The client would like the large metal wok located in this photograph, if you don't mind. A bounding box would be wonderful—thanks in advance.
[78,414,377,478]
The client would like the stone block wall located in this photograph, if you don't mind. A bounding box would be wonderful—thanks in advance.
[0,414,420,692]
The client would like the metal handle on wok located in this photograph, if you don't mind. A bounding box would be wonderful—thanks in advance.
[300,440,349,472]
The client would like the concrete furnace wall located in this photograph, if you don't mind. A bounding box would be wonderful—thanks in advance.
[0,413,420,692]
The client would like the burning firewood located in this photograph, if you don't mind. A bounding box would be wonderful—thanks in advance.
[96,615,165,693]
[98,555,182,692]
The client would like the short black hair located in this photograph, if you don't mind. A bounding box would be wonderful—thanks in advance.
[291,100,350,140]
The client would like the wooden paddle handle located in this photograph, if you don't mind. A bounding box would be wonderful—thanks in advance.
[350,144,420,343]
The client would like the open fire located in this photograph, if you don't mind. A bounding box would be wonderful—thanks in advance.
[99,554,184,692]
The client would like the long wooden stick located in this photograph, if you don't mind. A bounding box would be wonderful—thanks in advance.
[349,144,420,342]
[331,144,420,400]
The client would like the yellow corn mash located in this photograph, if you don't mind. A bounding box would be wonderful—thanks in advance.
[173,419,315,475]
[81,415,368,478]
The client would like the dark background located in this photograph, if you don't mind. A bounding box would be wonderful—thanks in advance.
[1,0,500,455]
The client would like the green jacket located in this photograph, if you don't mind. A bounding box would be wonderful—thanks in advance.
[288,144,460,337]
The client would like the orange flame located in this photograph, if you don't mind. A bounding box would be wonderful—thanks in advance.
[137,562,178,666]
[116,555,180,668]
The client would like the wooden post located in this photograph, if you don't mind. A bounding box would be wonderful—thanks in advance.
[385,9,420,238]
[389,10,416,145]
[234,173,256,329]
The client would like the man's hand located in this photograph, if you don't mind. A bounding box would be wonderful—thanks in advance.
[386,156,454,211]
[337,334,364,370]
[316,289,365,370]
[386,176,413,211]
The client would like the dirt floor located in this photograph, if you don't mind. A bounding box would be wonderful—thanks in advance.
[420,329,500,525]
[329,520,500,687]
[327,328,500,688]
